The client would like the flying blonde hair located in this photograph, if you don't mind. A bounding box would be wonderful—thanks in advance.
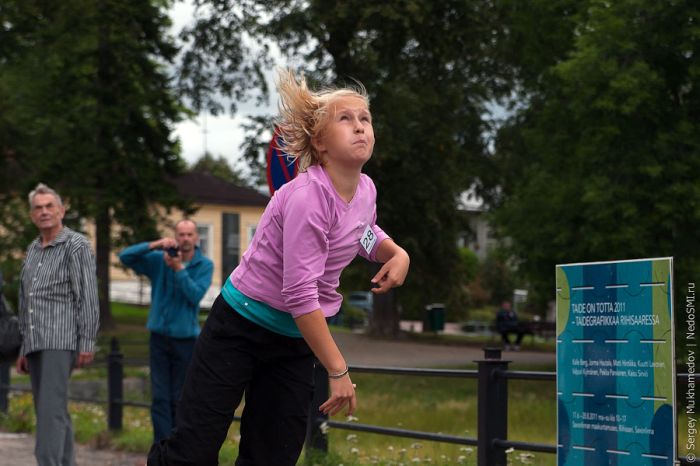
[276,69,369,170]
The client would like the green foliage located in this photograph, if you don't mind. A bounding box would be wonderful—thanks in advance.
[0,0,193,325]
[110,424,153,453]
[0,393,35,433]
[1,0,188,219]
[461,250,517,313]
[459,248,480,283]
[71,403,107,444]
[190,152,253,187]
[0,196,35,310]
[174,0,270,115]
[478,253,517,306]
[342,304,368,329]
[489,0,700,308]
[182,1,511,327]
[466,306,498,323]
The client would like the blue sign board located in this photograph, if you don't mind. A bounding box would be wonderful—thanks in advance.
[556,258,676,466]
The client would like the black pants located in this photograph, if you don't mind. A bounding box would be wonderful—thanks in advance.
[500,330,523,345]
[148,295,315,466]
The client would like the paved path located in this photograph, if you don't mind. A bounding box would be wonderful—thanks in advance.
[0,331,554,464]
[0,432,145,466]
[335,331,554,368]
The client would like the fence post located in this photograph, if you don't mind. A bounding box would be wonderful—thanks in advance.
[476,347,510,466]
[0,362,9,413]
[108,337,123,431]
[305,361,329,460]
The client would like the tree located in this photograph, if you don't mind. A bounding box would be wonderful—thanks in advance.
[0,196,37,310]
[190,152,252,187]
[0,0,191,327]
[490,0,700,308]
[175,0,271,115]
[182,0,510,333]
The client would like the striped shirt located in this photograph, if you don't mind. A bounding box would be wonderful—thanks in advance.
[19,227,99,356]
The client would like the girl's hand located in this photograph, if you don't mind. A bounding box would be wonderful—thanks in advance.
[371,248,410,294]
[319,375,357,417]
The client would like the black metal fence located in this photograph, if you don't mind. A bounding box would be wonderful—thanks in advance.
[0,339,693,466]
[307,348,692,466]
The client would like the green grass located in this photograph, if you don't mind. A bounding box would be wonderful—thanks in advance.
[96,302,150,360]
[0,301,563,465]
[315,367,557,466]
[110,302,150,325]
[3,301,689,464]
[0,375,559,465]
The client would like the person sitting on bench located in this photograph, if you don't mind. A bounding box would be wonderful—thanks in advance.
[495,300,523,351]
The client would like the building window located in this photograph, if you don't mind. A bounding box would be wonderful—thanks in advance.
[197,224,213,259]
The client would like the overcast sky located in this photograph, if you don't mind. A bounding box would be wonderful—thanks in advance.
[168,2,505,189]
[169,1,279,168]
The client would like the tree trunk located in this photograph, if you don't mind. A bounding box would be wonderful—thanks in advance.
[367,264,400,338]
[95,2,114,331]
[96,205,114,330]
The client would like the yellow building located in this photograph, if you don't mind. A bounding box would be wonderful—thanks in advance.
[107,172,269,308]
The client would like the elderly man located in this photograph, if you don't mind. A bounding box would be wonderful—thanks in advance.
[16,183,99,466]
[119,220,213,445]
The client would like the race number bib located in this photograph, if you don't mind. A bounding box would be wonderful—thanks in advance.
[360,225,377,255]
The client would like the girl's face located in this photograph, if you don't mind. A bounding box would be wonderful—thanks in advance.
[314,96,375,170]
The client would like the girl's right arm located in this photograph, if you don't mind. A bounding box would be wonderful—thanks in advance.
[281,184,356,415]
[295,309,356,417]
[371,238,410,294]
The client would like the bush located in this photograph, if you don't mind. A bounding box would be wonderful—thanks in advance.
[343,305,367,329]
[0,392,35,433]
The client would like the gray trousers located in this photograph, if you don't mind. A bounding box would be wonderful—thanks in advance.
[27,350,76,466]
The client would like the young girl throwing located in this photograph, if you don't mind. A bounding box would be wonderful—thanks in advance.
[148,70,410,466]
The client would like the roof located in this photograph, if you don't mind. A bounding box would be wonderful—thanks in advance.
[174,171,269,207]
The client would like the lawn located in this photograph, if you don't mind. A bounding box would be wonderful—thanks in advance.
[1,302,564,465]
[319,369,557,466]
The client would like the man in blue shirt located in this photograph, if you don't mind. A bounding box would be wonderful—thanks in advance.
[119,219,213,445]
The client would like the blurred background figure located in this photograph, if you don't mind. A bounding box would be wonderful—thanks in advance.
[16,183,99,466]
[495,300,523,351]
[118,219,213,446]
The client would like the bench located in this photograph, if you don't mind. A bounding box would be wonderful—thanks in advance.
[520,321,557,340]
[490,320,557,345]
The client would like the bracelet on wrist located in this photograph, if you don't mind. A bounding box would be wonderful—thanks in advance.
[328,366,349,379]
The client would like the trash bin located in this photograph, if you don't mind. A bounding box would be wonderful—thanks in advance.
[424,303,445,332]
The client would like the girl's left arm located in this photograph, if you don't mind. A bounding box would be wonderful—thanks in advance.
[295,310,356,417]
[371,239,410,294]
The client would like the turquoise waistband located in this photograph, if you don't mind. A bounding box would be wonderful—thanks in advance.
[221,280,302,338]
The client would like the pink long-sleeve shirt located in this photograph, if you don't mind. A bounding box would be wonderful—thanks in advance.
[230,164,389,318]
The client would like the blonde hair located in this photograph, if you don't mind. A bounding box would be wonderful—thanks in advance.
[276,69,369,170]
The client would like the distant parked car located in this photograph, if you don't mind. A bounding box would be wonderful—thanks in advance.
[347,291,373,314]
